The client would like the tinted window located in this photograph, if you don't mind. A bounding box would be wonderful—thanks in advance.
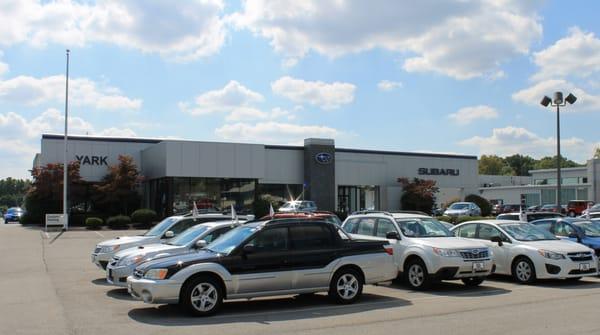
[169,219,197,235]
[356,218,376,235]
[478,224,502,240]
[376,219,397,238]
[246,227,289,252]
[532,220,552,233]
[457,224,477,238]
[553,222,576,237]
[343,218,360,233]
[203,226,232,243]
[497,214,519,221]
[290,225,333,249]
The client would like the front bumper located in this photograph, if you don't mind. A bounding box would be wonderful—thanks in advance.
[106,263,136,287]
[91,252,113,270]
[536,257,598,279]
[127,276,181,304]
[429,257,493,279]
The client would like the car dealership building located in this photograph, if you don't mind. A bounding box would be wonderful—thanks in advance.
[34,134,480,216]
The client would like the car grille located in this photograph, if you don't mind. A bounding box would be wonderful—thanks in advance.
[133,269,143,279]
[110,256,119,267]
[94,247,101,254]
[460,249,489,260]
[568,252,593,262]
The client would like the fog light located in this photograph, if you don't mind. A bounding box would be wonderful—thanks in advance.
[141,291,153,303]
[545,263,561,275]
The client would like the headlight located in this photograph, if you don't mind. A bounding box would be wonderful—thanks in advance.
[120,255,144,266]
[144,268,169,280]
[538,250,566,260]
[432,247,461,257]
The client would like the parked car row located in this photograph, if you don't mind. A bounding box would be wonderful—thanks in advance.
[91,210,599,317]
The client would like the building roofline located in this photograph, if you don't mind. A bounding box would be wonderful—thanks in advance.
[42,134,162,144]
[529,166,587,174]
[335,148,477,160]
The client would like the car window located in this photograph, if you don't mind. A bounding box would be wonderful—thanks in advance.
[478,224,502,240]
[246,227,289,252]
[342,218,360,233]
[457,224,477,238]
[290,225,333,249]
[168,219,197,235]
[356,218,376,236]
[203,226,232,243]
[376,219,397,238]
[553,222,576,237]
[533,220,552,233]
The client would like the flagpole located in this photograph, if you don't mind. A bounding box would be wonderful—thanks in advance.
[63,49,70,231]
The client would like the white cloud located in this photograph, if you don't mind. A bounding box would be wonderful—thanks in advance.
[231,0,542,79]
[0,51,8,77]
[460,126,593,162]
[448,105,498,125]
[377,80,402,91]
[0,0,226,61]
[180,81,264,116]
[271,76,356,109]
[224,107,296,122]
[0,109,137,178]
[0,75,142,110]
[532,27,600,81]
[215,121,341,144]
[512,79,600,112]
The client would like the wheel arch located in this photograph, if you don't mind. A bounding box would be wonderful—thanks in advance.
[179,271,228,301]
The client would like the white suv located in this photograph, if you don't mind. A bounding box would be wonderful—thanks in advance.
[341,211,493,290]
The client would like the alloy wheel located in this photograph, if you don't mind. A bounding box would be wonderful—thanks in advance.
[408,264,425,287]
[190,282,218,312]
[516,261,532,282]
[336,273,359,300]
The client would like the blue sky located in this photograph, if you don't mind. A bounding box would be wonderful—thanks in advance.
[1,0,600,179]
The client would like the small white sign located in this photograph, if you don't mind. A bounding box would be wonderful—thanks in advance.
[45,214,66,231]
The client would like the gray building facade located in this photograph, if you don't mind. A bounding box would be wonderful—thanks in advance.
[36,134,479,216]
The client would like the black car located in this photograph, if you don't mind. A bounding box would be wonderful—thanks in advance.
[127,219,397,316]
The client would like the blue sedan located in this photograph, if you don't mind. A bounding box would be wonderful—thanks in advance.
[3,207,24,223]
[530,217,600,255]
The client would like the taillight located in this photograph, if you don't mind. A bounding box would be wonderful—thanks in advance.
[384,246,394,256]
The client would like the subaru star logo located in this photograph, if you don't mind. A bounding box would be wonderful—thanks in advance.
[315,152,333,164]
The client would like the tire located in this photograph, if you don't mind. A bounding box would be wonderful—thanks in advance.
[328,268,363,304]
[404,258,431,290]
[512,257,537,284]
[461,277,485,287]
[180,275,223,316]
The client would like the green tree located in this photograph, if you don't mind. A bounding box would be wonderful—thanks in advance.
[398,178,439,214]
[0,178,31,210]
[533,155,582,170]
[94,155,143,215]
[478,155,508,175]
[504,154,536,176]
[464,194,492,216]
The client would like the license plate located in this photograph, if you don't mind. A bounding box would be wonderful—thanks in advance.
[472,262,485,271]
[580,263,590,271]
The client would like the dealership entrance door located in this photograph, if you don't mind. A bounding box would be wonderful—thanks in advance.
[338,186,379,214]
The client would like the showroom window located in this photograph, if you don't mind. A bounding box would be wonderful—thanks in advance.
[337,185,380,213]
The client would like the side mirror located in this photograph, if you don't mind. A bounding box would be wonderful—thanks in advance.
[242,244,256,254]
[568,233,582,242]
[385,231,400,240]
[490,236,503,246]
[195,239,208,249]
[164,230,174,238]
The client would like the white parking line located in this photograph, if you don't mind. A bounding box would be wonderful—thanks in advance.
[94,231,104,238]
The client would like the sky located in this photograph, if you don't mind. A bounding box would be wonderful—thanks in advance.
[1,0,600,179]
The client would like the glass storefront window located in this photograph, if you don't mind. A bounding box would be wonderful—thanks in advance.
[256,184,303,206]
[338,186,379,213]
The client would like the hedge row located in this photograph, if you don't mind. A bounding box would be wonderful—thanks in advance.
[80,208,157,230]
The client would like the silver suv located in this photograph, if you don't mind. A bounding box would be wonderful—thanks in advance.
[342,211,493,290]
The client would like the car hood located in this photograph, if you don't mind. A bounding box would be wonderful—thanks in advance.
[523,240,593,253]
[98,235,157,248]
[135,250,220,272]
[115,243,183,259]
[581,236,600,248]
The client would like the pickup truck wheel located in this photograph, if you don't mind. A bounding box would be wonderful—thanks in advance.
[329,268,363,304]
[461,277,485,287]
[181,276,223,316]
[512,257,536,284]
[405,259,431,290]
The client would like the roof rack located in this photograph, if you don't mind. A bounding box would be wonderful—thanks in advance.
[388,210,430,216]
[350,210,393,217]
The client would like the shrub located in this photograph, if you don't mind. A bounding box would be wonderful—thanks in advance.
[106,215,131,229]
[465,194,492,217]
[131,209,157,228]
[85,217,103,230]
[398,178,439,215]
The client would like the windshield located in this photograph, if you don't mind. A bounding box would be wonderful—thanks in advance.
[7,208,23,213]
[395,218,452,238]
[501,223,557,241]
[167,226,210,246]
[449,203,469,210]
[144,217,179,237]
[280,202,297,209]
[207,225,259,254]
[574,221,600,237]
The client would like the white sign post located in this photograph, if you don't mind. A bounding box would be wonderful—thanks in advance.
[45,214,66,232]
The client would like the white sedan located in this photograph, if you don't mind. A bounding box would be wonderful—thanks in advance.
[451,220,598,283]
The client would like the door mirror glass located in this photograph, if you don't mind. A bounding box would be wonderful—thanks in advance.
[385,231,400,240]
[195,239,208,249]
[164,230,174,238]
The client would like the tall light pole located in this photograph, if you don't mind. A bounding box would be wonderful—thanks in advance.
[63,49,70,230]
[540,91,577,209]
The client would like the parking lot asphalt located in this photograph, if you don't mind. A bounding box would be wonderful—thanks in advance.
[1,224,600,335]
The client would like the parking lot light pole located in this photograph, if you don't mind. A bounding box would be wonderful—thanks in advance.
[63,49,70,231]
[540,92,577,209]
